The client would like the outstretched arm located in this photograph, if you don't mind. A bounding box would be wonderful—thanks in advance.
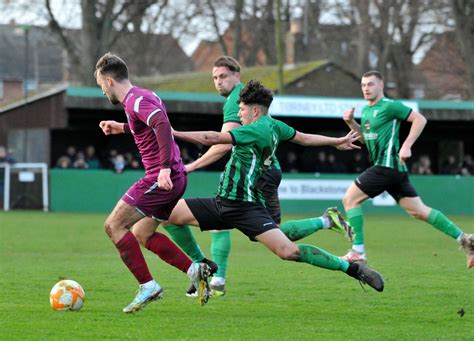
[343,107,365,144]
[399,110,427,165]
[186,121,240,172]
[290,130,361,150]
[173,130,233,146]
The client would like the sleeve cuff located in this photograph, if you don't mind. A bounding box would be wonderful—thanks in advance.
[403,109,412,121]
[229,131,237,145]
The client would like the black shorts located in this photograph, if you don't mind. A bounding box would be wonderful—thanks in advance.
[185,197,279,241]
[257,168,282,224]
[355,165,418,202]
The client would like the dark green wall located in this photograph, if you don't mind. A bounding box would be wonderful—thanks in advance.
[50,170,473,215]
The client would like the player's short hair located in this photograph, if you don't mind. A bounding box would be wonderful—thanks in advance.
[94,52,129,81]
[213,56,241,73]
[362,70,383,81]
[239,80,273,109]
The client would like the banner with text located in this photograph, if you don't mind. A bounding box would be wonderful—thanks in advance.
[269,97,419,119]
[278,179,396,206]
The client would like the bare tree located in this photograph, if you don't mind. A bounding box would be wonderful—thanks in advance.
[232,0,244,59]
[452,0,474,98]
[45,0,155,85]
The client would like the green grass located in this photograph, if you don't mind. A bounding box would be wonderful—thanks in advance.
[0,212,473,340]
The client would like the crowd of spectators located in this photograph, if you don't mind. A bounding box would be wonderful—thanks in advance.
[54,145,143,173]
[53,143,474,176]
[0,145,16,164]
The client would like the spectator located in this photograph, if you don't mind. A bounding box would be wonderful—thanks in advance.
[348,152,368,173]
[85,145,101,169]
[440,155,461,175]
[73,152,89,169]
[106,149,119,170]
[461,154,474,175]
[65,145,77,163]
[315,151,331,173]
[113,154,126,173]
[126,159,142,170]
[56,156,72,169]
[285,150,299,173]
[0,145,16,164]
[327,153,347,173]
[180,146,194,164]
[411,155,433,175]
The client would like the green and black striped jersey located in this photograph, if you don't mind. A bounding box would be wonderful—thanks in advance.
[361,97,412,171]
[222,83,281,171]
[217,115,296,203]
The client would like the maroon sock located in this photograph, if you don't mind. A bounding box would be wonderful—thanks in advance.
[115,231,153,284]
[145,232,192,273]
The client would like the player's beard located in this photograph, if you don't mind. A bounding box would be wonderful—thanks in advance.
[218,88,230,97]
[108,93,120,105]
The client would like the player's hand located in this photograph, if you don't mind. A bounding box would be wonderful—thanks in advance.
[184,164,194,173]
[157,168,173,191]
[399,145,412,165]
[335,130,361,150]
[99,120,123,135]
[343,107,355,123]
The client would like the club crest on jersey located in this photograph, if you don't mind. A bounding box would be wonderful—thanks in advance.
[373,110,378,117]
[364,120,371,131]
[363,119,377,140]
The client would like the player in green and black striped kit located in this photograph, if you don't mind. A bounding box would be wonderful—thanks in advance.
[340,71,474,268]
[165,80,385,293]
[167,56,355,297]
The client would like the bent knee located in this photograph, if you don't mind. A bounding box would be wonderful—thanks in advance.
[407,210,428,221]
[131,229,148,246]
[104,219,121,238]
[277,245,300,261]
[343,194,359,209]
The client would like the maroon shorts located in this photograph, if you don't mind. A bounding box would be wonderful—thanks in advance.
[122,175,187,220]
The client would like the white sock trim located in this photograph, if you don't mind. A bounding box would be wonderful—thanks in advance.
[321,217,331,229]
[352,244,365,253]
[210,277,225,286]
[141,279,157,289]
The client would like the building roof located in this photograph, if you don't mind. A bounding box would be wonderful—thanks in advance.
[139,59,331,93]
[0,24,64,82]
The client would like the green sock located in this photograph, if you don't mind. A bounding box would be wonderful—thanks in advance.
[296,244,349,272]
[427,209,463,239]
[280,217,324,241]
[162,225,205,262]
[211,231,231,278]
[347,207,364,246]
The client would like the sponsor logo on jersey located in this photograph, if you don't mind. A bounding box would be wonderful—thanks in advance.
[363,132,378,140]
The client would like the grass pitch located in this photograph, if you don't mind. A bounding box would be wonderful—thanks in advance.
[0,211,473,340]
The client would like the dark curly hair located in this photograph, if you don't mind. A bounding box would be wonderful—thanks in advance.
[238,80,273,109]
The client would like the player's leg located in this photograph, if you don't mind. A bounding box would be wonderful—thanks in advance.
[162,224,207,263]
[209,230,230,296]
[167,199,216,304]
[399,196,473,268]
[255,228,384,292]
[132,217,193,273]
[341,182,370,262]
[280,207,353,241]
[104,200,162,313]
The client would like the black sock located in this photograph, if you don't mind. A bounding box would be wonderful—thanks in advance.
[346,262,359,278]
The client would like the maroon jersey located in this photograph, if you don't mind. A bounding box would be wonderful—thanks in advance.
[122,86,185,178]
